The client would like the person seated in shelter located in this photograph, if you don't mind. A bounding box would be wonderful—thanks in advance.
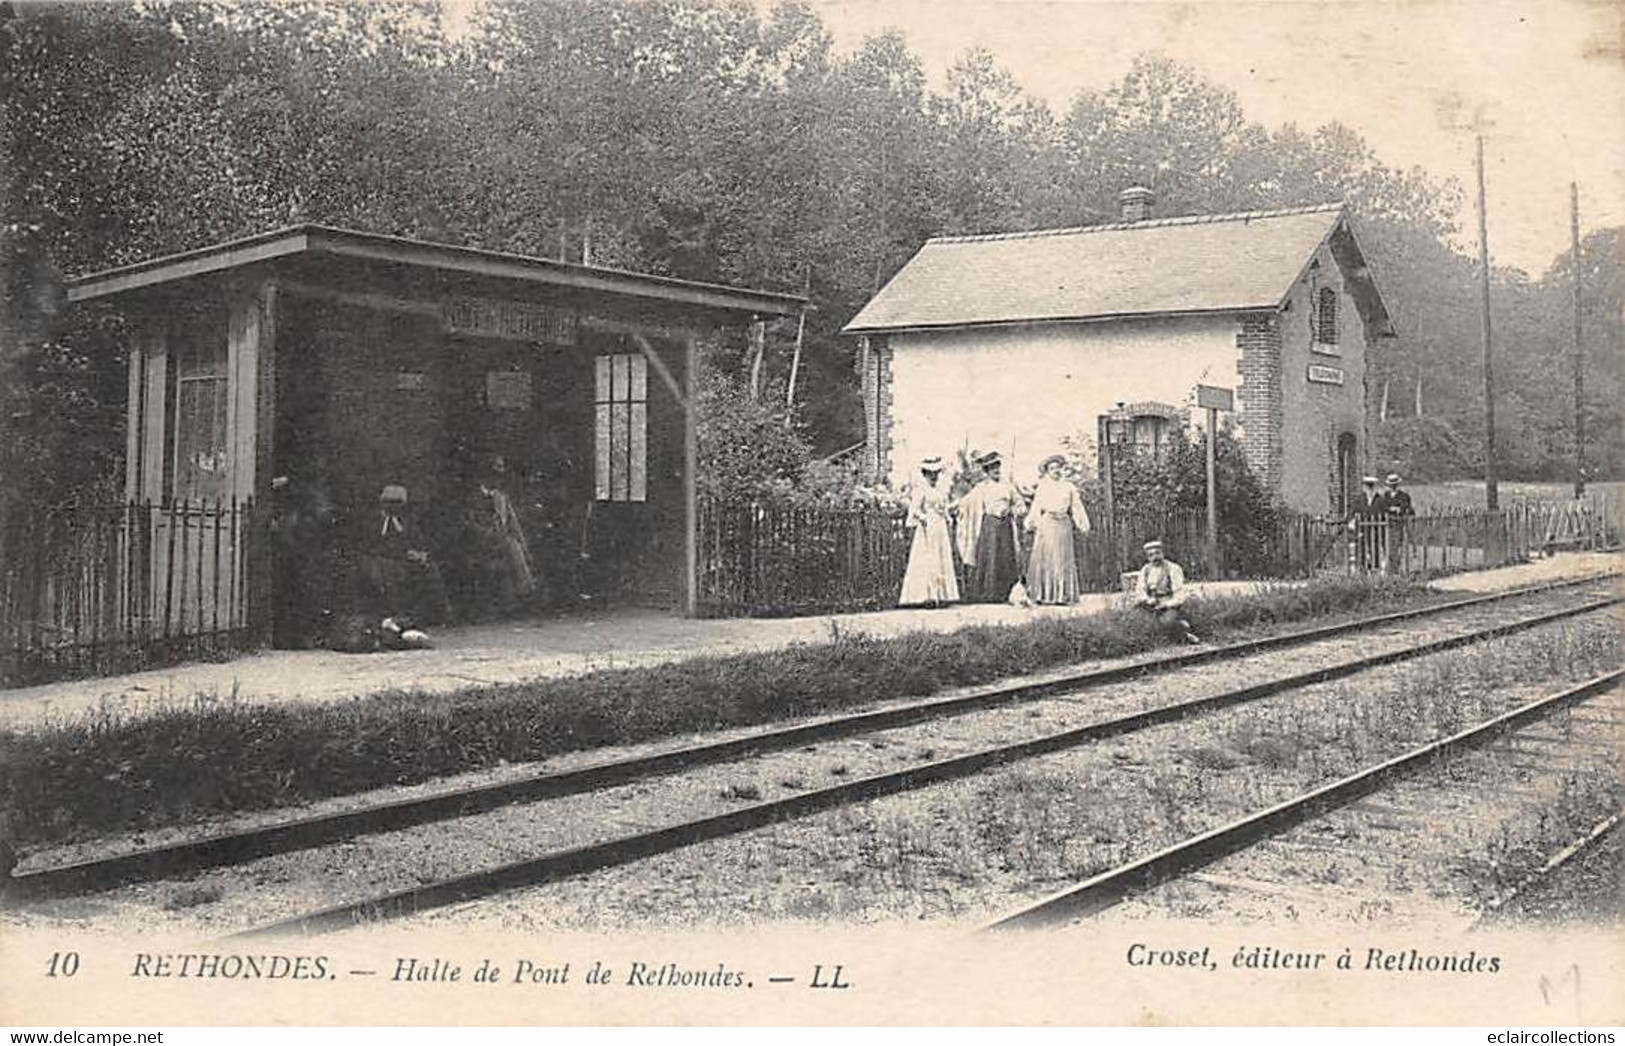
[269,471,340,648]
[463,459,538,617]
[355,483,449,647]
[1134,539,1200,644]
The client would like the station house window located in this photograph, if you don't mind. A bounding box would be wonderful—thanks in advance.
[1100,402,1179,466]
[594,353,647,502]
[1316,287,1339,345]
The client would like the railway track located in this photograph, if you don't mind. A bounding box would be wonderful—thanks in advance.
[206,582,1620,938]
[1470,807,1625,928]
[10,572,1617,901]
[984,670,1625,930]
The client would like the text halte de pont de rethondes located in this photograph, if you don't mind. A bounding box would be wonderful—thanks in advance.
[126,953,752,988]
[1125,943,1503,974]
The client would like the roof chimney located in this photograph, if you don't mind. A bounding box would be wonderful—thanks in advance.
[1119,186,1155,222]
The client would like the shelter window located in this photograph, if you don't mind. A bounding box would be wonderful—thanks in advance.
[173,336,229,503]
[594,353,647,502]
[1315,287,1339,345]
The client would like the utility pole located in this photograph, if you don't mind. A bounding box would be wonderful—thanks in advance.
[1571,182,1586,498]
[1475,136,1498,511]
[785,266,811,418]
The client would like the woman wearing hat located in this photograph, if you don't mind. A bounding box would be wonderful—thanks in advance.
[898,456,960,607]
[954,451,1027,603]
[1022,454,1091,604]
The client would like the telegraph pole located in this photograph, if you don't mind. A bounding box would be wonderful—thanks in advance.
[1571,182,1586,497]
[1475,136,1499,511]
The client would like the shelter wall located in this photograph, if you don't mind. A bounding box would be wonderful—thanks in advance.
[276,298,691,609]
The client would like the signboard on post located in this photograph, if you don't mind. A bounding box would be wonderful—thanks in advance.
[1195,385,1234,579]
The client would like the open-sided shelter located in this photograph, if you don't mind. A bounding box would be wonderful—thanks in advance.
[69,225,803,646]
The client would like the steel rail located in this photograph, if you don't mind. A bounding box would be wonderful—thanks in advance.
[12,573,1616,899]
[228,594,1621,938]
[984,669,1625,931]
[1470,806,1625,927]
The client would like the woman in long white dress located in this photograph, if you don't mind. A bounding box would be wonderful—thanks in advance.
[898,456,960,607]
[1022,454,1091,604]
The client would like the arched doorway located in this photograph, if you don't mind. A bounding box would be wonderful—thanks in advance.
[1335,432,1358,518]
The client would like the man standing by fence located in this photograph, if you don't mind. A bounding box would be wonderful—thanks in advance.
[1384,473,1414,572]
[1351,475,1390,571]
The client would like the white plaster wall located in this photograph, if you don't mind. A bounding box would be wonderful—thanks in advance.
[887,315,1240,487]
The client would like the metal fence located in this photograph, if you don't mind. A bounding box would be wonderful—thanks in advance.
[0,499,263,688]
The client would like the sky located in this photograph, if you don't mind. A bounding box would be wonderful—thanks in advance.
[798,0,1624,275]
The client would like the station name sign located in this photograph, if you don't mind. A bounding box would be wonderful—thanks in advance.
[1195,384,1234,411]
[1306,364,1345,386]
[444,296,577,345]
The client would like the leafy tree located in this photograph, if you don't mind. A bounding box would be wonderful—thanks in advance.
[695,369,814,500]
[7,0,1617,537]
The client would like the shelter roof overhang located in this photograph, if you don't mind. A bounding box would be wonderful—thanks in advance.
[66,224,805,319]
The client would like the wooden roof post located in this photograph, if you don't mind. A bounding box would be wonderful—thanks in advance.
[124,324,145,502]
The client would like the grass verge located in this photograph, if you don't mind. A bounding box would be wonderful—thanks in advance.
[1,575,1430,849]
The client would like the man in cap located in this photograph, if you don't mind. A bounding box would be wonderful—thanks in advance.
[1383,474,1414,519]
[1350,475,1391,571]
[1383,473,1415,572]
[355,483,450,646]
[1134,539,1200,644]
[954,450,1027,602]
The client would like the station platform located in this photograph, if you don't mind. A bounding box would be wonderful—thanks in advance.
[2,551,1617,729]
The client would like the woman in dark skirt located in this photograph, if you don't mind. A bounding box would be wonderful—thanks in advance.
[955,451,1026,602]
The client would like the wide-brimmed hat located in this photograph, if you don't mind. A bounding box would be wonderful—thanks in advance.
[919,456,945,472]
[978,451,1003,468]
[380,484,409,503]
[1386,473,1402,485]
[1362,475,1379,486]
[1143,539,1164,551]
[1039,454,1067,473]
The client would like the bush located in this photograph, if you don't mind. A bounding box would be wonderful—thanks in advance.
[1100,424,1282,575]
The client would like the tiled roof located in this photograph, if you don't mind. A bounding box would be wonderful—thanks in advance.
[844,203,1358,333]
